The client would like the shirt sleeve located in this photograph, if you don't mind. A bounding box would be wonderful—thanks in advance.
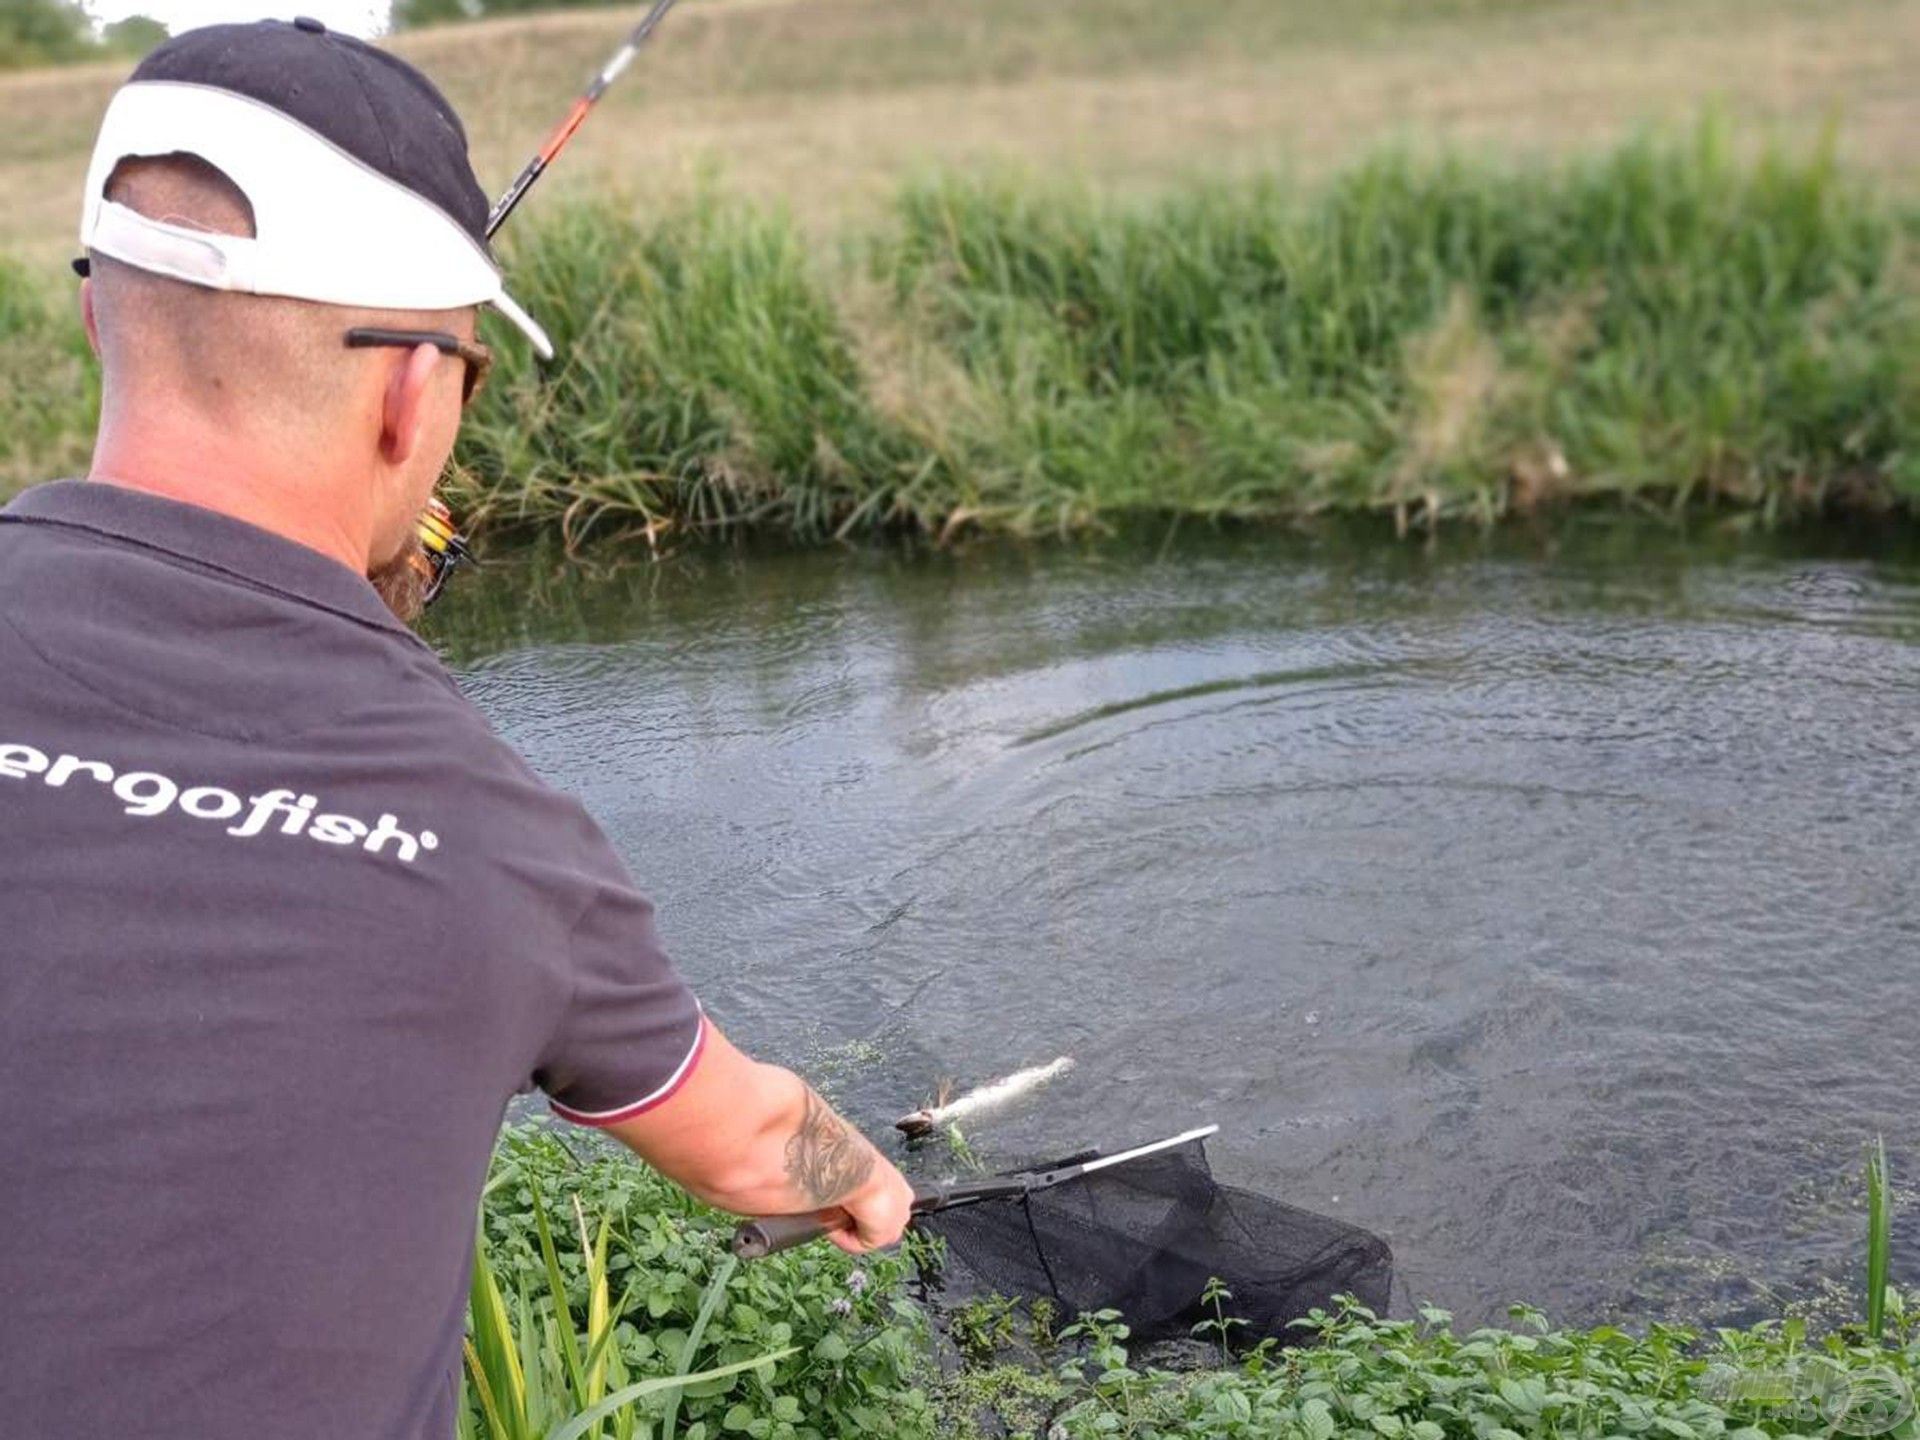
[533,861,708,1128]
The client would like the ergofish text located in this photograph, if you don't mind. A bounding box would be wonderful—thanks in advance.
[0,741,440,864]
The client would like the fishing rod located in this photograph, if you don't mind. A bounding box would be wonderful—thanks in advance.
[485,0,683,239]
[419,0,684,605]
[731,1123,1220,1260]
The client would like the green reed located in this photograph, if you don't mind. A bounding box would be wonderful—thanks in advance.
[1868,1136,1892,1341]
[469,1127,935,1440]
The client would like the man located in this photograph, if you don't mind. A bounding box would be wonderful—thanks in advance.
[0,19,912,1440]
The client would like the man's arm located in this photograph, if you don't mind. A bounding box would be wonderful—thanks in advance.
[603,1020,915,1254]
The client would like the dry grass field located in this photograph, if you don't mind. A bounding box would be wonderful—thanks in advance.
[1,0,1916,270]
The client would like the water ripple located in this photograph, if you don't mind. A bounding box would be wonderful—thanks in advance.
[440,523,1920,1328]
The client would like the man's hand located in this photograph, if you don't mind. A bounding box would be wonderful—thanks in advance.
[782,1087,916,1252]
[601,1020,916,1252]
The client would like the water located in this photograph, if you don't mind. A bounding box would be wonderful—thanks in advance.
[433,518,1920,1329]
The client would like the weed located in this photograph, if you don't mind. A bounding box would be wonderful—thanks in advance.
[949,1294,1021,1366]
[472,1125,936,1440]
[1192,1278,1250,1362]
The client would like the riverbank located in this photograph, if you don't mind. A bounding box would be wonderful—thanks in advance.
[6,131,1916,535]
[474,1126,1918,1440]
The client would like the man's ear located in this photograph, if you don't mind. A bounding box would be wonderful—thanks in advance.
[79,278,100,358]
[379,342,447,467]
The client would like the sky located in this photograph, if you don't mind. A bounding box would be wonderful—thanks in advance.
[86,0,392,40]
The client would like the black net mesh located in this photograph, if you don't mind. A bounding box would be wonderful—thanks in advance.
[920,1140,1392,1344]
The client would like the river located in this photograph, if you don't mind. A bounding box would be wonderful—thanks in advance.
[434,518,1920,1329]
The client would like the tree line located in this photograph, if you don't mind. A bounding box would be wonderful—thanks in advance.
[0,1,166,70]
[0,0,638,72]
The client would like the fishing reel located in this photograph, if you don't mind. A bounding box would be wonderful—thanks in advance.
[410,495,473,608]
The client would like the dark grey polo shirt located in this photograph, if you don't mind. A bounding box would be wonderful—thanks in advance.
[0,481,706,1440]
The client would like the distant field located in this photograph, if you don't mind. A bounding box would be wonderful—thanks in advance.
[2,0,1917,269]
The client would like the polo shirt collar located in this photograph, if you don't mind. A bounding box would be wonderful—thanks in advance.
[2,479,424,642]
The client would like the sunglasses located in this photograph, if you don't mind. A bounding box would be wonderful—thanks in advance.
[344,327,494,406]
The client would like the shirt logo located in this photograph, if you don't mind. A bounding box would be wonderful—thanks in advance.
[0,741,440,865]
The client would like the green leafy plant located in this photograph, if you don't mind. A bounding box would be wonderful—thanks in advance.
[949,1295,1021,1366]
[1192,1277,1250,1361]
[468,1126,936,1440]
[1047,1296,1920,1440]
[461,1179,795,1440]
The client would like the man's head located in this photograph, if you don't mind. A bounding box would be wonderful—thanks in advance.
[75,19,551,621]
[83,152,476,620]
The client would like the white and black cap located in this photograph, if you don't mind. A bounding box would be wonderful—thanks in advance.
[77,17,552,359]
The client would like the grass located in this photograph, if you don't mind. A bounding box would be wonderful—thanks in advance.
[438,126,1920,542]
[0,0,1918,266]
[0,255,92,489]
[6,128,1917,531]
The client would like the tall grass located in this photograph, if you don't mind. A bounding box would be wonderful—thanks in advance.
[447,125,1920,544]
[4,128,1917,534]
[452,196,944,545]
[887,124,1920,527]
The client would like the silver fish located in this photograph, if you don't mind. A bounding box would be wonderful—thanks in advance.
[894,1057,1075,1137]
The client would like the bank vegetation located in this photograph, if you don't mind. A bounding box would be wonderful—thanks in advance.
[472,1126,1916,1440]
[4,129,1917,541]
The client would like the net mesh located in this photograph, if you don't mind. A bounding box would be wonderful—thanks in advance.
[920,1139,1392,1344]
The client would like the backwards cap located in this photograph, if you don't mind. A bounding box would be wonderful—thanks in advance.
[77,16,552,359]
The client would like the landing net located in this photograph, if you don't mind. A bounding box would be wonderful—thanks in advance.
[919,1137,1392,1344]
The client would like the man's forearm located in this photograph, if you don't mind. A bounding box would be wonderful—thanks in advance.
[604,1022,911,1242]
[783,1084,878,1210]
[698,1066,890,1217]
[608,1039,888,1216]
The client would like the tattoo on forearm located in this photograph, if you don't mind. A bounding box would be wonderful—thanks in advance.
[786,1088,876,1209]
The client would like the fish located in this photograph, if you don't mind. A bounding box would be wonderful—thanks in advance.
[894,1056,1075,1137]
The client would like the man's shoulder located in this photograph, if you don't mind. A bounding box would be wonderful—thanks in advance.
[0,479,464,742]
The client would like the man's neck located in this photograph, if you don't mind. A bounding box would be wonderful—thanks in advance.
[89,410,372,577]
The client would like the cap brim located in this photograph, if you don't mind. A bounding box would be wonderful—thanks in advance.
[489,288,553,361]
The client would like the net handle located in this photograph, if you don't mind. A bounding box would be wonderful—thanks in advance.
[731,1183,957,1260]
[730,1123,1219,1260]
[731,1211,844,1260]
